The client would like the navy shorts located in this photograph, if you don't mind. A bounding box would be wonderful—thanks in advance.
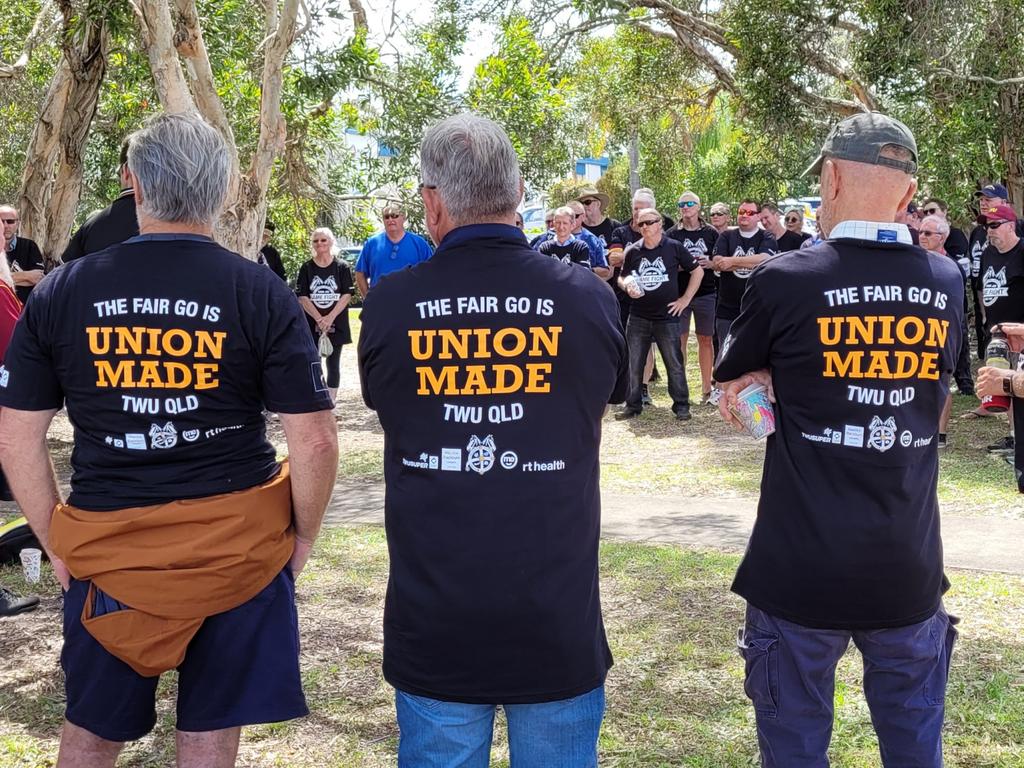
[62,568,308,742]
[678,294,716,337]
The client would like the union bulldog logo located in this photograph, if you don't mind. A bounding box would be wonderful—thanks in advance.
[636,257,669,291]
[465,434,496,475]
[149,422,178,449]
[982,266,1008,307]
[867,416,896,453]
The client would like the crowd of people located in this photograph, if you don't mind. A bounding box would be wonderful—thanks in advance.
[0,105,1019,768]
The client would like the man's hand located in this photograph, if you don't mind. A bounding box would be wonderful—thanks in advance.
[993,323,1024,353]
[608,249,624,268]
[667,297,691,317]
[976,366,1013,399]
[718,369,775,430]
[50,553,71,590]
[712,255,732,272]
[289,535,314,577]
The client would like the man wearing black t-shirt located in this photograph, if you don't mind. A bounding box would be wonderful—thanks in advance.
[258,221,288,281]
[538,206,592,268]
[716,113,962,767]
[763,201,811,252]
[712,199,778,349]
[666,191,718,401]
[618,207,703,419]
[0,113,338,768]
[0,204,45,303]
[578,186,620,249]
[359,114,627,766]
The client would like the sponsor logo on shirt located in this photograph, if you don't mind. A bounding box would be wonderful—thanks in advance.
[801,427,843,444]
[982,266,1008,307]
[900,430,913,447]
[636,257,669,291]
[866,416,897,452]
[731,247,757,278]
[402,452,439,469]
[0,365,8,388]
[521,459,566,471]
[440,448,462,471]
[465,434,497,474]
[499,450,518,469]
[125,433,147,450]
[183,429,200,442]
[843,424,865,448]
[149,421,178,449]
[309,275,341,309]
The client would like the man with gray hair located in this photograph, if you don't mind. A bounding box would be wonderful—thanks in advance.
[0,112,339,768]
[715,112,962,766]
[359,113,626,766]
[355,202,433,297]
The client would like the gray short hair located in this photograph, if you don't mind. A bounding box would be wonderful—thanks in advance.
[420,113,521,226]
[127,112,229,225]
[633,188,655,207]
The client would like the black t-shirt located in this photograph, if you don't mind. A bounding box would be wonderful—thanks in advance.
[358,223,627,704]
[666,224,718,297]
[980,239,1024,329]
[7,237,45,303]
[945,226,969,262]
[295,258,355,344]
[970,221,1024,292]
[776,229,811,252]
[622,237,699,322]
[582,217,621,247]
[537,236,591,268]
[259,244,288,281]
[0,234,332,511]
[713,228,778,321]
[715,238,964,629]
[61,191,139,263]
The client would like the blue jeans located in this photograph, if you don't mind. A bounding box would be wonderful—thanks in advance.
[395,686,605,768]
[625,315,689,413]
[738,604,957,767]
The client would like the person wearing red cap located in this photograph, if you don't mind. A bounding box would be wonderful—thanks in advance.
[977,204,1024,480]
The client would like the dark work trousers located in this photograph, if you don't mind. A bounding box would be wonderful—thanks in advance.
[953,313,974,394]
[738,603,958,768]
[625,315,688,414]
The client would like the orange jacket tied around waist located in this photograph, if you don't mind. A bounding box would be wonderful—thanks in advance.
[49,461,294,677]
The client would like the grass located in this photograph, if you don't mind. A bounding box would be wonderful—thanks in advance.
[3,528,1024,766]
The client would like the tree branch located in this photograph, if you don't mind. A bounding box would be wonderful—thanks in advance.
[0,0,60,79]
[931,68,1024,86]
[135,0,195,112]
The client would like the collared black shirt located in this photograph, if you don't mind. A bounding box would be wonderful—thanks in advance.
[61,189,140,263]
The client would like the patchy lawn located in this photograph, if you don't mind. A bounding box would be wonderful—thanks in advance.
[2,528,1023,766]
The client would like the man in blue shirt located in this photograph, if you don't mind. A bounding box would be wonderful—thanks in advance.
[354,204,433,296]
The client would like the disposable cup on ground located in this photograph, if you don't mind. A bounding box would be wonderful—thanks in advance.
[20,547,42,584]
[731,383,776,440]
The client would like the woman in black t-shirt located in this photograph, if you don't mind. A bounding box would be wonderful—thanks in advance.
[296,227,354,404]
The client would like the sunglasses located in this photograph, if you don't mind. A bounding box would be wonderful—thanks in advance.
[581,199,599,205]
[312,238,329,243]
[737,209,759,216]
[785,217,800,224]
[383,213,402,220]
[710,210,728,216]
[575,213,585,219]
[985,220,1010,230]
[677,201,698,208]
[637,219,661,228]
[417,182,436,194]
[0,218,17,224]
[921,207,939,215]
[918,230,940,237]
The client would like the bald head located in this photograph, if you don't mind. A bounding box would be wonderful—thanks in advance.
[816,148,918,238]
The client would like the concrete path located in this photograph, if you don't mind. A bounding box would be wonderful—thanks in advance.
[324,481,1024,576]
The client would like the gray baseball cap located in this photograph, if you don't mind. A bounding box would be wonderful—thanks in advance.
[802,112,918,178]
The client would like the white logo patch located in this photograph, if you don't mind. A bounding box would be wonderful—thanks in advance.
[465,435,496,475]
[983,266,1008,307]
[867,416,897,453]
[149,422,178,449]
[441,448,462,471]
[125,433,147,450]
[183,429,201,442]
[843,425,865,448]
[309,275,341,309]
[500,451,518,469]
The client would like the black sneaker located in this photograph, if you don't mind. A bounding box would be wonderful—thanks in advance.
[641,384,652,406]
[988,436,1015,454]
[616,408,641,420]
[938,433,947,449]
[675,409,692,421]
[0,587,39,617]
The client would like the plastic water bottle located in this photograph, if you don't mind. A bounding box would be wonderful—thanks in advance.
[982,328,1011,413]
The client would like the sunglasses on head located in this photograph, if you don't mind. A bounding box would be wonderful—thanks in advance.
[677,200,697,208]
[637,219,660,228]
[383,213,401,220]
